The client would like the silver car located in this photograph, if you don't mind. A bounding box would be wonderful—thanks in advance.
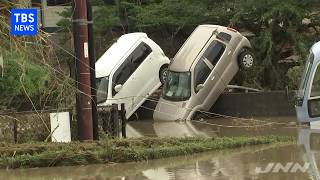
[295,41,320,123]
[154,25,254,121]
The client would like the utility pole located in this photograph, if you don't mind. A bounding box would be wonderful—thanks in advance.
[87,2,99,140]
[73,0,93,140]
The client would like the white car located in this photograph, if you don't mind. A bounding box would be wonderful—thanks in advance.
[95,33,170,119]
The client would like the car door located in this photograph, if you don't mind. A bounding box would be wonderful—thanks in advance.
[207,38,231,77]
[296,52,320,122]
[128,41,154,114]
[111,54,135,116]
[193,40,227,109]
[111,42,152,118]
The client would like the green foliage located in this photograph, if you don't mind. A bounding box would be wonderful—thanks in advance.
[0,135,294,169]
[0,48,49,108]
[90,0,106,6]
[287,65,305,90]
[94,6,121,32]
[56,7,73,33]
[230,0,319,89]
[134,0,207,28]
[0,8,77,111]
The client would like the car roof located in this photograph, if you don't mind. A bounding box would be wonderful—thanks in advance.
[311,41,320,63]
[95,33,148,78]
[169,25,243,72]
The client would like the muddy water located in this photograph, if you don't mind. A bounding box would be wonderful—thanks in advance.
[1,116,319,180]
[0,143,313,180]
[127,116,298,138]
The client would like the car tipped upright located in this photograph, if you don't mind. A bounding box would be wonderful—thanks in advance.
[295,41,320,123]
[95,33,170,119]
[153,25,255,121]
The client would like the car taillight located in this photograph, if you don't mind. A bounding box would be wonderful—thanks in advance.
[227,27,238,32]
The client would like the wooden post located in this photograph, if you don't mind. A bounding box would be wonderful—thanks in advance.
[13,117,17,143]
[111,104,120,137]
[120,103,126,138]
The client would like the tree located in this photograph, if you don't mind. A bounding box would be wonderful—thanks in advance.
[0,48,49,109]
[60,0,320,90]
[0,3,76,111]
[230,0,319,89]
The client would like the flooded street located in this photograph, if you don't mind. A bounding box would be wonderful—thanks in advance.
[1,116,319,180]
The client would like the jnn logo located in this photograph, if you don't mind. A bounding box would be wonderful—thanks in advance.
[11,8,38,36]
[255,162,310,174]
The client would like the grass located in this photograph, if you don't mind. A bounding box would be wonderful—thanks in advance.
[0,136,295,169]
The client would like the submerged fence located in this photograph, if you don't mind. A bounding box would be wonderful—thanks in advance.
[97,104,126,138]
[0,112,51,143]
[0,104,127,143]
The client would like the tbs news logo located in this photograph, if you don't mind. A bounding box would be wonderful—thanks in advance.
[11,9,38,36]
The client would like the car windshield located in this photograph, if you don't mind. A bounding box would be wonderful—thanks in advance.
[96,76,109,103]
[163,71,191,101]
[298,53,314,99]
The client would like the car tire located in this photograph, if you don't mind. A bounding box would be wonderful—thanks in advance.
[238,49,254,69]
[159,64,169,84]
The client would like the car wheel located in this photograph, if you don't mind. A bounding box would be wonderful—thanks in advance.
[238,49,254,69]
[159,65,168,84]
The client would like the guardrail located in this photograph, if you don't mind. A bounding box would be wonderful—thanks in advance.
[226,85,262,92]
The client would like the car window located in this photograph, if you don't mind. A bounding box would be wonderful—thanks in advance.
[311,63,320,98]
[112,59,134,95]
[163,71,191,101]
[112,42,151,96]
[203,40,226,67]
[308,57,320,117]
[298,53,314,100]
[217,32,232,42]
[194,59,211,92]
[96,76,109,103]
[309,99,320,118]
[131,42,152,71]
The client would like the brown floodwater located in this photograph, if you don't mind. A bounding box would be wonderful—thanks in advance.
[127,116,298,138]
[1,116,319,180]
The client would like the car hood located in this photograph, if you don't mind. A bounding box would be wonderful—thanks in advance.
[153,98,191,121]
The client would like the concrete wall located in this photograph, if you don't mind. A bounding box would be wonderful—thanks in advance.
[211,91,295,117]
[135,91,296,120]
[42,6,69,28]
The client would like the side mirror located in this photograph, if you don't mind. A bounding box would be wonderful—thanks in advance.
[114,84,123,93]
[196,84,204,92]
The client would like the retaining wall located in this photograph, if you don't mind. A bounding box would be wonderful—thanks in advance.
[135,91,296,119]
[211,91,295,117]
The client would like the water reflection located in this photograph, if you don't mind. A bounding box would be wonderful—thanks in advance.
[127,120,209,138]
[153,121,208,137]
[127,116,298,138]
[0,143,310,180]
[298,128,320,180]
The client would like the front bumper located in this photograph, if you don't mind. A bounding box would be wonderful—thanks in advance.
[153,98,191,121]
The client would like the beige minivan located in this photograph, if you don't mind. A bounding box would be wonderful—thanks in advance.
[153,25,254,121]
